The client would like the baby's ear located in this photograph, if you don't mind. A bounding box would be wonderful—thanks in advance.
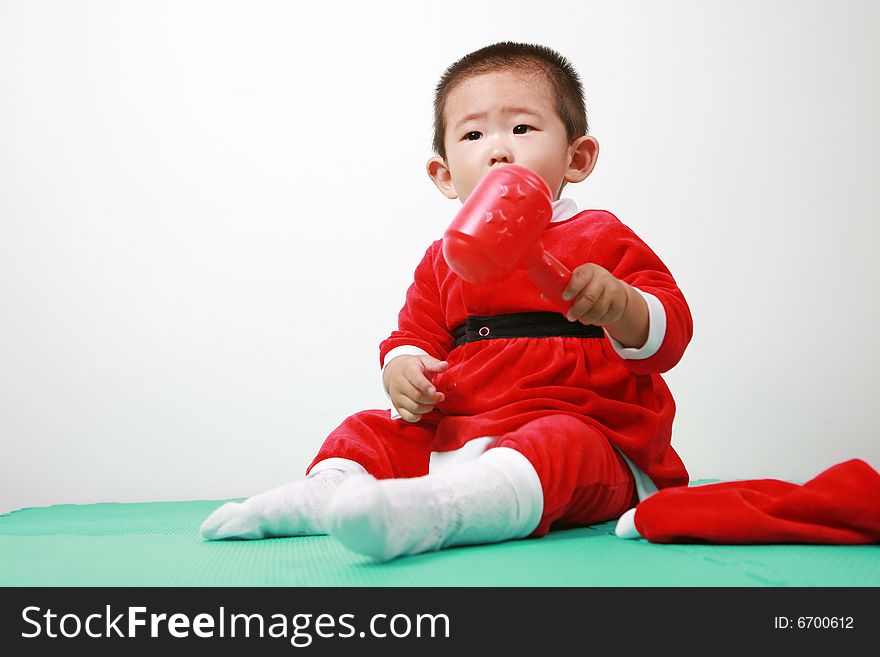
[565,135,599,184]
[427,157,458,199]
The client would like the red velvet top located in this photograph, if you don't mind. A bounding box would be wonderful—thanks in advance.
[380,210,693,489]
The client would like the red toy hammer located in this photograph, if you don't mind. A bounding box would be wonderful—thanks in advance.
[442,164,572,310]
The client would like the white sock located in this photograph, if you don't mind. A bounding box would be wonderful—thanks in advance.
[325,447,543,561]
[200,458,365,540]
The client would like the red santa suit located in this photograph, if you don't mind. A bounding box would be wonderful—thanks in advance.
[309,199,693,536]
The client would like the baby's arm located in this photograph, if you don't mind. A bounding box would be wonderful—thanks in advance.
[562,220,692,374]
[380,242,455,420]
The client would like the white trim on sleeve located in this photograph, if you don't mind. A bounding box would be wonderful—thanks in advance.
[606,289,666,360]
[382,345,431,372]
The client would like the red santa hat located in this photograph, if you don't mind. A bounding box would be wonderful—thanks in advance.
[615,459,880,544]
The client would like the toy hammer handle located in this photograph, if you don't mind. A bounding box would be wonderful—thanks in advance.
[527,249,573,312]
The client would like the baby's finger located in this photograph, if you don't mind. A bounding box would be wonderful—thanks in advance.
[576,288,611,324]
[397,397,434,416]
[420,357,449,375]
[565,287,599,322]
[395,376,425,403]
[589,294,623,326]
[407,370,443,400]
[414,390,445,405]
[397,407,421,423]
[562,266,594,302]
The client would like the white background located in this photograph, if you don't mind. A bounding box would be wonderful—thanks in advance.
[2,0,878,514]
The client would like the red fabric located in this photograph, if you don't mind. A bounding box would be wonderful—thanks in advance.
[495,414,637,535]
[378,210,693,489]
[308,409,436,479]
[633,459,880,544]
[309,410,637,537]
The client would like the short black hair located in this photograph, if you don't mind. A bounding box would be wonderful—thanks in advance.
[432,42,588,159]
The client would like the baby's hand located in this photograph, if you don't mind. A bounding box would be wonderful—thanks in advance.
[561,263,629,326]
[383,355,448,423]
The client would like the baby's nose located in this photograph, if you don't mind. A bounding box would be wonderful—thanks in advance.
[488,143,513,166]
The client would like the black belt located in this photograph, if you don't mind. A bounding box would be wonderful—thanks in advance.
[452,312,604,348]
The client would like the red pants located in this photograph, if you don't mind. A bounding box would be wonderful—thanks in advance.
[308,410,637,536]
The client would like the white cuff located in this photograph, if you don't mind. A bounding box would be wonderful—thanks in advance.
[479,447,544,539]
[381,345,430,420]
[607,289,666,360]
[307,457,367,478]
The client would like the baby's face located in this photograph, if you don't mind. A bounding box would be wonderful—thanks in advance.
[442,70,573,201]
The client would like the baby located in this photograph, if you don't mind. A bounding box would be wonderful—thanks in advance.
[200,42,692,561]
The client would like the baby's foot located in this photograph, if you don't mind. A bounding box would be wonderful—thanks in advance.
[200,500,271,540]
[200,469,349,540]
[325,473,447,561]
[326,449,542,561]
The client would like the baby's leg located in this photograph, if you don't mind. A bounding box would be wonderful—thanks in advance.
[200,410,434,540]
[327,414,637,560]
[496,414,637,536]
[326,446,543,561]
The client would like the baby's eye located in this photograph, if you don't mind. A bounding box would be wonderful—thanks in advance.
[464,131,482,141]
[513,124,532,134]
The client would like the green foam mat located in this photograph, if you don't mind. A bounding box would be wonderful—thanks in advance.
[1,496,877,586]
